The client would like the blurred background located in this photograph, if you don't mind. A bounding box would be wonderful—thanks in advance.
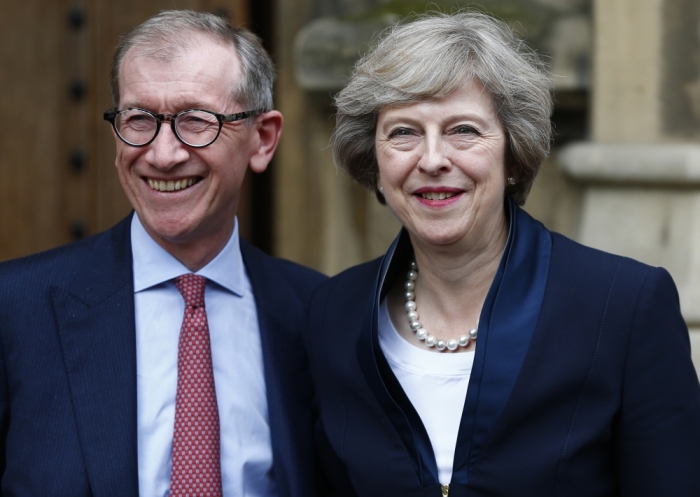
[1,0,699,370]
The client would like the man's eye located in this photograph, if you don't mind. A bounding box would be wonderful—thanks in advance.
[178,114,219,133]
[180,116,208,127]
[122,115,154,130]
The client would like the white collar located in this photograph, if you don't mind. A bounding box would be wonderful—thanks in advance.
[131,214,245,297]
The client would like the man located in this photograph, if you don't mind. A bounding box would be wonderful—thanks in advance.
[0,10,325,496]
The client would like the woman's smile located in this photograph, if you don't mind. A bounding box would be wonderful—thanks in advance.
[413,187,464,206]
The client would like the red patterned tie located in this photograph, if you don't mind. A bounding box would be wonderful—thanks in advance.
[170,274,223,497]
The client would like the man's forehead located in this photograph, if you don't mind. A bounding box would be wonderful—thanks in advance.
[124,32,238,69]
[118,34,241,108]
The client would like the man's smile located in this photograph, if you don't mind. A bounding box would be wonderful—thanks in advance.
[146,177,201,192]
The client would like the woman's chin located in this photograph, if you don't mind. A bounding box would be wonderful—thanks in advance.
[409,228,467,249]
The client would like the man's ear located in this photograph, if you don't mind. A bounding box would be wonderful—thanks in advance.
[249,110,283,174]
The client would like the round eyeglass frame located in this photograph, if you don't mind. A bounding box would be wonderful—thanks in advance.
[103,107,264,148]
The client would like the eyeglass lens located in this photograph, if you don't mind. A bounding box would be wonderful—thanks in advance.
[115,109,220,146]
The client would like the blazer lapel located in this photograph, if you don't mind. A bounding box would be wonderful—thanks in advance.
[452,201,552,483]
[355,232,442,487]
[51,215,139,496]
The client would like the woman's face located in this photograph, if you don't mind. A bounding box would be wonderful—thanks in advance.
[375,79,508,251]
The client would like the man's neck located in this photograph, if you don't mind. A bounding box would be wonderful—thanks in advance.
[140,217,236,273]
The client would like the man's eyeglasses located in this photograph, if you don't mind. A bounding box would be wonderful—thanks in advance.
[103,107,263,148]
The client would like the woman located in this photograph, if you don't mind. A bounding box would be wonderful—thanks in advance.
[305,11,700,497]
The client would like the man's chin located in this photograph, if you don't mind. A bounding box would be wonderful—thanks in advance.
[138,214,199,246]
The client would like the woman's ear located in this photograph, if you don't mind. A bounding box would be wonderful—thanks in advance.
[375,173,387,204]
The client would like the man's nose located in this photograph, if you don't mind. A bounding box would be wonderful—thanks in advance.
[144,122,190,170]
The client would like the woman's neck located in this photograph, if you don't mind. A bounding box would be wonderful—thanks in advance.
[412,204,508,288]
[387,213,508,352]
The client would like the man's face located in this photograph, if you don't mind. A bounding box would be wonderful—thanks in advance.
[114,35,264,264]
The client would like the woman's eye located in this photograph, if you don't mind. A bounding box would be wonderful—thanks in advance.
[452,125,478,135]
[388,127,414,138]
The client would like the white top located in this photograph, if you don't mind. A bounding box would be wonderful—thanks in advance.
[378,298,475,485]
[131,215,276,497]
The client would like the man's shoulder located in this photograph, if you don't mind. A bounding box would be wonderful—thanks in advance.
[240,239,327,297]
[0,216,132,290]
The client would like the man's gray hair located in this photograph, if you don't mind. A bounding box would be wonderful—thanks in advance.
[332,11,553,205]
[110,10,275,113]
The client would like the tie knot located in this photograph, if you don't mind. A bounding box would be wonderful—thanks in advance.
[175,274,206,308]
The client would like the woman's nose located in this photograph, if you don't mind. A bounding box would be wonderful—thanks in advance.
[417,135,452,175]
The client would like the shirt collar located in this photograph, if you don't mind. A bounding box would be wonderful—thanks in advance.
[131,214,245,297]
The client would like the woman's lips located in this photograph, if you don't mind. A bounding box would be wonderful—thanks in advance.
[413,187,464,205]
[418,191,458,200]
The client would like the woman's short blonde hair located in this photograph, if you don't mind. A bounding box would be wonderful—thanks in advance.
[332,11,553,205]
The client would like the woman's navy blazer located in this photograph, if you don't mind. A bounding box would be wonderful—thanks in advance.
[306,201,700,497]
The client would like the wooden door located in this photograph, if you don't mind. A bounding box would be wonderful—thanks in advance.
[0,0,253,262]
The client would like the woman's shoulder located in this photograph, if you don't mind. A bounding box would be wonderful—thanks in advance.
[312,256,385,305]
[518,205,670,292]
[551,231,657,271]
[306,256,385,349]
[548,231,676,299]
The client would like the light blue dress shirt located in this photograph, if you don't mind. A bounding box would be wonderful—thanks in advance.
[131,215,277,497]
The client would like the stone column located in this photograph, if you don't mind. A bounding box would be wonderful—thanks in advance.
[559,0,700,372]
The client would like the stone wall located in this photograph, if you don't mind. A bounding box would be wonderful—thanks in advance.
[557,0,700,374]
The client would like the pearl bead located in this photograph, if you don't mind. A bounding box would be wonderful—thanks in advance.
[404,260,477,353]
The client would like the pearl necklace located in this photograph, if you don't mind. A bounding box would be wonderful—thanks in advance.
[404,261,478,352]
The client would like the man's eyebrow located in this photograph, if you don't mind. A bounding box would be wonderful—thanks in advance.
[119,100,220,112]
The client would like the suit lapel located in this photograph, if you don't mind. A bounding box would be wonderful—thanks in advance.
[51,215,139,496]
[240,241,317,497]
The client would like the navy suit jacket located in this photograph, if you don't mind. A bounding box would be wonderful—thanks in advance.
[0,214,327,496]
[306,202,700,497]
